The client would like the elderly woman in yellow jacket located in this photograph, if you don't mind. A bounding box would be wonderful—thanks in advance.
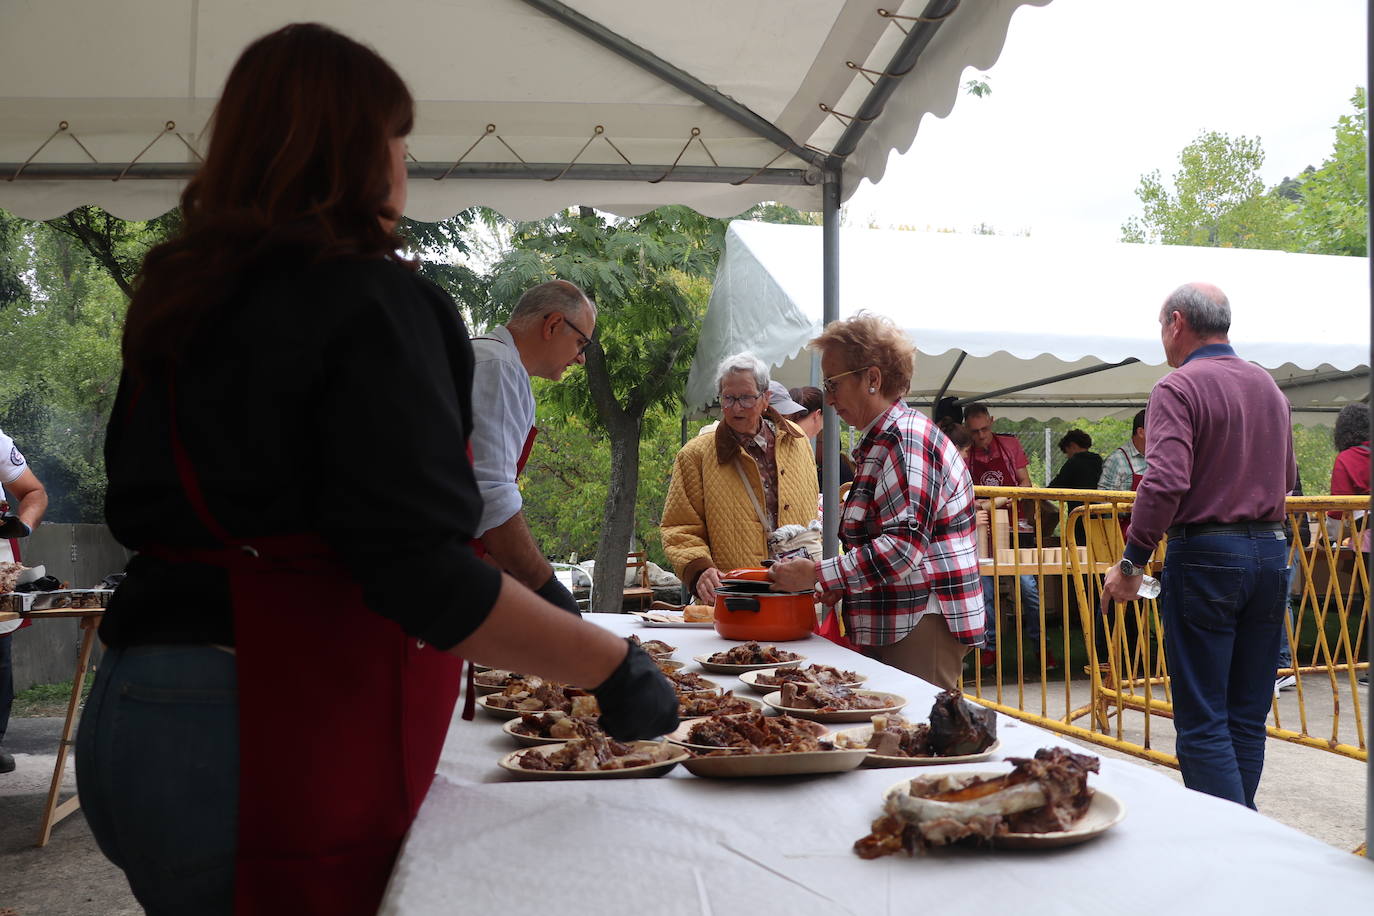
[662,353,819,604]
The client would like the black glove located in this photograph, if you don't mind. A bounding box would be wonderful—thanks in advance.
[535,573,582,617]
[593,639,680,741]
[0,516,30,539]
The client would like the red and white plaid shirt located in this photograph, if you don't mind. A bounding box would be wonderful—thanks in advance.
[816,402,984,647]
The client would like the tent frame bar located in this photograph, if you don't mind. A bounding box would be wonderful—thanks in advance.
[2,161,818,186]
[1274,367,1371,390]
[518,0,827,170]
[930,349,967,413]
[829,0,960,162]
[954,357,1142,405]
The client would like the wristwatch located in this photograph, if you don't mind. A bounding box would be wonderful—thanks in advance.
[1118,558,1144,577]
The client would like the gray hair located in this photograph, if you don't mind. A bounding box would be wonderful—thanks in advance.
[715,352,769,395]
[1161,282,1231,336]
[1334,403,1370,452]
[507,279,593,330]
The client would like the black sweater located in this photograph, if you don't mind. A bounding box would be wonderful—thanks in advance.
[100,259,501,650]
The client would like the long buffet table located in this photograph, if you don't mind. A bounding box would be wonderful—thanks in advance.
[381,614,1372,915]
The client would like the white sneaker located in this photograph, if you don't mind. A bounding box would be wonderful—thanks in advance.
[1274,674,1297,695]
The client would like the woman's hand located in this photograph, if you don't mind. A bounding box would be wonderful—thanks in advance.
[768,557,817,593]
[695,567,723,604]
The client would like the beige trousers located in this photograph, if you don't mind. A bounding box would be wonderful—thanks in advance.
[868,612,969,692]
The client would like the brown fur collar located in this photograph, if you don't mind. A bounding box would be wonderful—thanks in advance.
[713,406,806,465]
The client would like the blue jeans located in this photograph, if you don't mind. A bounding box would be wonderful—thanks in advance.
[76,645,239,915]
[982,575,1040,652]
[1160,529,1287,809]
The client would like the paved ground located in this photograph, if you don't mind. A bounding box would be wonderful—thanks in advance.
[1,683,1368,914]
[0,718,139,915]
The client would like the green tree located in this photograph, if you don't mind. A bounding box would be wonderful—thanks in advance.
[0,207,163,519]
[1121,130,1293,249]
[1292,88,1368,256]
[519,409,711,573]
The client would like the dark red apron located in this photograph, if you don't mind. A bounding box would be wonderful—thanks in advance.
[154,393,465,915]
[968,436,1039,545]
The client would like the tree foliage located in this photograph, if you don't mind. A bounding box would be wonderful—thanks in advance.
[0,206,173,520]
[1120,130,1293,249]
[1121,89,1367,258]
[1292,88,1368,256]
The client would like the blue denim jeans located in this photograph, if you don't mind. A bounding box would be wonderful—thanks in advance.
[982,574,1040,652]
[75,645,239,915]
[1160,529,1287,809]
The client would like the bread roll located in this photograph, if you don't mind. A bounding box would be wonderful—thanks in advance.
[683,604,713,623]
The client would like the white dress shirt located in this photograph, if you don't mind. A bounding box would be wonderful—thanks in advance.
[468,327,535,537]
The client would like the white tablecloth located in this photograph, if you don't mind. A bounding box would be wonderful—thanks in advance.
[381,615,1372,915]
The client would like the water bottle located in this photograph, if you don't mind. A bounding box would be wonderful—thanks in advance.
[1137,575,1161,600]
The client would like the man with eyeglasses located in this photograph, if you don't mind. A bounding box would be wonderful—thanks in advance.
[963,403,1055,669]
[469,279,597,616]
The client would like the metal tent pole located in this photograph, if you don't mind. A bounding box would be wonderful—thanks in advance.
[1366,0,1372,856]
[822,172,842,560]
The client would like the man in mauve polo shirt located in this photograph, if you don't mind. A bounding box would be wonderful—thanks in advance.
[1102,281,1295,809]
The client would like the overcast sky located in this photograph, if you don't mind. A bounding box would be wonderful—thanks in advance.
[844,0,1368,242]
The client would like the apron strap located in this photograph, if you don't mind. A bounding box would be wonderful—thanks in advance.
[733,458,774,536]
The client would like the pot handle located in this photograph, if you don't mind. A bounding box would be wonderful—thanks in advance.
[722,595,761,613]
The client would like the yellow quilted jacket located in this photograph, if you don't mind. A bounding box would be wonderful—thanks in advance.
[661,409,819,594]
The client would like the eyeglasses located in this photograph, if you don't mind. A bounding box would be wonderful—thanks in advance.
[720,394,761,409]
[822,366,870,395]
[561,314,593,355]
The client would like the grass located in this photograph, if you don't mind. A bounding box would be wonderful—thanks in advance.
[12,672,94,718]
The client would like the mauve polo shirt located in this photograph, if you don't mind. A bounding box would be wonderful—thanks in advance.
[1123,343,1297,567]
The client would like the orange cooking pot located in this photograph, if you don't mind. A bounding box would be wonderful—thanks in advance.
[713,567,815,642]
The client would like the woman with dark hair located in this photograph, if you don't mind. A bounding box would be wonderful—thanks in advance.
[75,23,675,915]
[1047,427,1103,552]
[788,384,855,489]
[1048,429,1103,491]
[1328,403,1370,547]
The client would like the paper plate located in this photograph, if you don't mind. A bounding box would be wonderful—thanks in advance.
[665,715,829,752]
[476,694,575,720]
[883,774,1126,848]
[676,693,764,718]
[498,741,687,780]
[501,716,605,747]
[473,671,527,696]
[738,666,866,694]
[832,726,1001,767]
[762,690,907,723]
[693,653,806,674]
[681,747,870,778]
[630,611,714,628]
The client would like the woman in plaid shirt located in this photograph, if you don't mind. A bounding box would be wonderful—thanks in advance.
[769,315,985,689]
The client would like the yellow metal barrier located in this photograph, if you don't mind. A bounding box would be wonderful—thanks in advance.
[961,486,1369,769]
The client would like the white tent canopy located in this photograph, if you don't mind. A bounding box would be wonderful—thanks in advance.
[0,0,1048,222]
[687,221,1370,424]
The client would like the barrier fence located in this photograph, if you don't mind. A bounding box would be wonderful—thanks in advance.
[961,486,1369,769]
